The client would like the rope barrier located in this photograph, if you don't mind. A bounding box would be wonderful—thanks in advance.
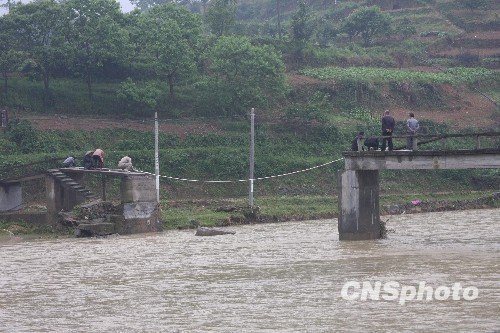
[136,157,344,183]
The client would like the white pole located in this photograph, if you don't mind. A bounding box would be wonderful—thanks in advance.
[155,112,160,204]
[249,108,255,208]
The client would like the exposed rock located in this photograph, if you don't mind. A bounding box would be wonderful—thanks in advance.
[67,200,160,237]
[215,206,237,212]
[76,222,115,237]
[123,202,158,219]
[195,227,236,236]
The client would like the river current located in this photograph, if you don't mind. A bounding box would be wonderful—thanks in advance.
[0,209,499,332]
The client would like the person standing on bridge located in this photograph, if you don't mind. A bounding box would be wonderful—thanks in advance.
[92,148,105,169]
[406,112,419,150]
[381,110,395,151]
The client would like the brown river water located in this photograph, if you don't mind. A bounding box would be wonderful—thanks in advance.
[0,209,499,332]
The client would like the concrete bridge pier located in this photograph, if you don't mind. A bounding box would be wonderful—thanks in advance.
[0,182,22,211]
[117,174,161,234]
[338,170,381,240]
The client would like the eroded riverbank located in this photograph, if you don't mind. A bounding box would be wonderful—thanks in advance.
[1,191,498,240]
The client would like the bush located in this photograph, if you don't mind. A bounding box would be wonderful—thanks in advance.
[0,138,17,155]
[6,119,40,153]
[116,78,163,116]
[456,53,480,67]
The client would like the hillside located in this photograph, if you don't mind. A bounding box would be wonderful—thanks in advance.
[0,0,499,207]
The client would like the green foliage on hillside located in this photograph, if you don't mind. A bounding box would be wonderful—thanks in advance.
[0,0,498,118]
[301,67,496,85]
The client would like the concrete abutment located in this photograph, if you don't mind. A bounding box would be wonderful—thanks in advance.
[338,170,381,241]
[44,169,161,236]
[0,183,22,211]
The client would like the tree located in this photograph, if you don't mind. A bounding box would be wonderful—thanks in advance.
[205,0,236,36]
[343,6,391,46]
[63,0,126,101]
[0,0,14,13]
[0,15,23,100]
[138,4,202,98]
[457,0,489,10]
[291,1,313,60]
[7,0,65,104]
[276,0,282,39]
[205,35,287,115]
[129,0,202,11]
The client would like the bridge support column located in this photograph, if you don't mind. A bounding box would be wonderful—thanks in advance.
[117,174,161,234]
[0,182,22,211]
[46,175,62,215]
[338,170,381,240]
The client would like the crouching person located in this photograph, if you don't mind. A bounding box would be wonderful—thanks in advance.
[92,148,105,169]
[364,137,380,151]
[83,151,94,169]
[62,156,76,168]
[351,131,364,151]
[118,156,136,172]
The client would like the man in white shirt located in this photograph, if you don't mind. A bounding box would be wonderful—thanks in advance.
[406,113,420,150]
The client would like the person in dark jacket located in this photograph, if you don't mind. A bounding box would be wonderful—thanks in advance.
[364,137,379,150]
[83,151,94,170]
[381,110,395,151]
[351,131,364,151]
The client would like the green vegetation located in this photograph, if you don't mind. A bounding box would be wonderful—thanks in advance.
[1,0,498,117]
[301,67,496,85]
[0,0,498,233]
[161,191,500,229]
[0,219,69,238]
[343,6,391,46]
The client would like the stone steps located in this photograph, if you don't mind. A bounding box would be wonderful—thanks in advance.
[47,169,98,202]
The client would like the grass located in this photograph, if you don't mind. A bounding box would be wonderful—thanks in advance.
[300,67,496,85]
[159,190,499,230]
[0,219,70,239]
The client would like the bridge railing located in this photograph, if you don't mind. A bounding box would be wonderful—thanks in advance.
[356,132,500,151]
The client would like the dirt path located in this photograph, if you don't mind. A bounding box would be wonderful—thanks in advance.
[10,111,223,137]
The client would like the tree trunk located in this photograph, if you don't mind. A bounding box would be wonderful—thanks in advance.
[277,0,282,39]
[167,75,174,98]
[2,71,7,99]
[42,70,51,105]
[86,68,92,102]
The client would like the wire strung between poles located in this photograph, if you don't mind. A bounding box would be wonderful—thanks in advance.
[136,157,344,183]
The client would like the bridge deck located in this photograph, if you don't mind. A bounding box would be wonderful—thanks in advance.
[60,167,150,177]
[0,168,151,185]
[343,148,500,170]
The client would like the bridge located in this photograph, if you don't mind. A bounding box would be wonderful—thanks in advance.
[1,132,499,239]
[338,132,500,240]
[0,168,161,235]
